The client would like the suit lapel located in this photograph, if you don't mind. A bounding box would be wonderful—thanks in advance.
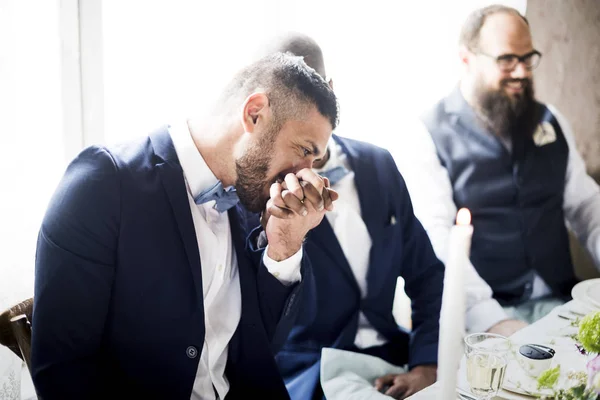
[333,136,394,301]
[334,135,382,243]
[225,205,253,361]
[228,205,255,313]
[150,127,204,306]
[306,216,359,293]
[332,135,391,299]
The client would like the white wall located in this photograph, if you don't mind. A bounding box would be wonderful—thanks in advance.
[0,0,526,312]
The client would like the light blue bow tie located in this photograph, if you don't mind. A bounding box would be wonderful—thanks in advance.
[194,181,239,213]
[320,165,350,186]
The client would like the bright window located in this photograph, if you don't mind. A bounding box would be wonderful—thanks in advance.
[102,0,526,149]
[0,0,65,310]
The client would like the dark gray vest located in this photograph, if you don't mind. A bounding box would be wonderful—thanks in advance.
[422,88,578,305]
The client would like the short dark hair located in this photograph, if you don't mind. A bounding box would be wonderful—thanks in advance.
[221,52,338,130]
[459,5,529,51]
[264,32,327,79]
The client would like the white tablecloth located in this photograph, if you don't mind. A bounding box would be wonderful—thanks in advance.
[1,299,594,400]
[408,299,597,399]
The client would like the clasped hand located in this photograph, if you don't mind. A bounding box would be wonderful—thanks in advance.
[262,169,338,261]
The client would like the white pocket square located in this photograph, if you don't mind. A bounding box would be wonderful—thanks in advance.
[533,121,557,147]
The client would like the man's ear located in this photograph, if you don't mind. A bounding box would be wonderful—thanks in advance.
[328,78,334,90]
[459,45,473,70]
[241,92,271,133]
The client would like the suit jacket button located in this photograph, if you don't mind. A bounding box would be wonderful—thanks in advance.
[186,346,198,359]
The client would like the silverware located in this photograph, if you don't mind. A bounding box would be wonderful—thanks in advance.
[456,389,477,400]
[557,313,575,321]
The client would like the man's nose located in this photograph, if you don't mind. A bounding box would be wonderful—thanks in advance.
[511,61,529,79]
[294,159,314,172]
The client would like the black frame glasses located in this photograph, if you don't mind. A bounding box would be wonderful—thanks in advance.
[476,50,542,72]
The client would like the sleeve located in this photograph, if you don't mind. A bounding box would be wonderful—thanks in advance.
[391,119,508,334]
[550,104,600,271]
[246,225,316,353]
[262,246,303,285]
[31,146,120,399]
[387,150,443,367]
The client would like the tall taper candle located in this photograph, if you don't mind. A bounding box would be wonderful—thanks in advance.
[437,208,473,398]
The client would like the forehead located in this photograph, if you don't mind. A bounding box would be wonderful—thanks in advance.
[478,12,533,55]
[278,106,332,151]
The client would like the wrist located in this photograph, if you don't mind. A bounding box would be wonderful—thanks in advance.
[486,318,528,336]
[266,226,305,261]
[266,240,303,261]
[411,364,437,381]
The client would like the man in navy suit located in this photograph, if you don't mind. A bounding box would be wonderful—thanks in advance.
[31,53,339,399]
[250,34,444,400]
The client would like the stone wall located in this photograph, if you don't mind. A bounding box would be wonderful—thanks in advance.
[526,0,600,279]
[526,0,600,178]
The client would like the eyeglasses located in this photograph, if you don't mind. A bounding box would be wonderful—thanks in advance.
[476,50,542,72]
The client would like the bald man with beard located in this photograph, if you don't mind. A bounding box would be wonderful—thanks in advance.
[398,5,600,330]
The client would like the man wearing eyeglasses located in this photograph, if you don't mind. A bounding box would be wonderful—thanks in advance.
[396,4,600,333]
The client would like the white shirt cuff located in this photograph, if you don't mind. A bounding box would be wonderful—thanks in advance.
[262,245,303,286]
[466,298,509,333]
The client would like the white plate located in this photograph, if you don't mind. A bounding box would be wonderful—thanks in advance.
[571,278,600,309]
[585,281,600,308]
[502,341,588,398]
[502,357,553,397]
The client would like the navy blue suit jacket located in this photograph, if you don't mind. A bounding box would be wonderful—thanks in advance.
[247,135,445,400]
[31,127,309,399]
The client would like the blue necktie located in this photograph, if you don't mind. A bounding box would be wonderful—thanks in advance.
[320,165,350,186]
[194,181,239,213]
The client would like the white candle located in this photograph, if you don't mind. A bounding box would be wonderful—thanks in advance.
[438,208,473,398]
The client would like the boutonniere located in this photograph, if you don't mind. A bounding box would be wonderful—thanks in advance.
[533,121,557,147]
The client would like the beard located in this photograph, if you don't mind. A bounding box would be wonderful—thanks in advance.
[234,123,278,213]
[474,76,538,139]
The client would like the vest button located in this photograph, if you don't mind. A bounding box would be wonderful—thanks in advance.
[186,346,198,359]
[529,256,536,264]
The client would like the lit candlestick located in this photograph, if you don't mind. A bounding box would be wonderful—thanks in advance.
[438,208,474,398]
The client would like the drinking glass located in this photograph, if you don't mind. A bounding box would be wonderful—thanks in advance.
[464,333,511,399]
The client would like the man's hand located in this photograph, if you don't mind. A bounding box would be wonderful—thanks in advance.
[486,319,528,336]
[374,365,437,399]
[263,169,339,261]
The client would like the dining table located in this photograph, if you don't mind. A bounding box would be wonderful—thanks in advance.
[407,293,599,400]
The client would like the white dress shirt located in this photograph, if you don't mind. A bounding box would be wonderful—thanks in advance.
[169,122,302,400]
[314,139,388,349]
[392,105,600,333]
